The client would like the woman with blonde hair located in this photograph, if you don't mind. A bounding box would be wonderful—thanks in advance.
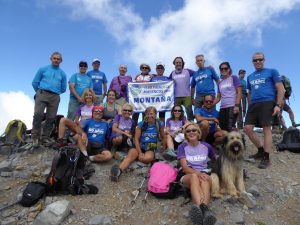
[177,123,217,225]
[110,106,164,182]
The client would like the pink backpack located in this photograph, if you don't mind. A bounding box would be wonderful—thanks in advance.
[147,162,179,198]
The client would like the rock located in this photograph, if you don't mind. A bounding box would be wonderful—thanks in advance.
[13,171,30,179]
[238,192,256,209]
[33,200,71,225]
[42,168,51,177]
[88,215,113,225]
[229,210,244,224]
[248,185,260,197]
[244,157,256,163]
[0,145,12,155]
[0,171,13,177]
[18,208,29,219]
[0,160,12,172]
[1,217,17,225]
[182,210,189,218]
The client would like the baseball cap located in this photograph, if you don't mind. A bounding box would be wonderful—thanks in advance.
[238,69,246,74]
[79,61,88,67]
[156,62,165,68]
[92,105,104,113]
[92,58,100,64]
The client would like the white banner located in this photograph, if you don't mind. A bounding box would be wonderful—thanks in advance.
[128,81,175,112]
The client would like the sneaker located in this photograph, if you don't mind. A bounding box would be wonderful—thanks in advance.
[110,164,122,182]
[189,204,203,225]
[200,203,217,225]
[32,138,39,148]
[162,149,177,161]
[258,157,271,169]
[42,137,55,147]
[249,151,264,160]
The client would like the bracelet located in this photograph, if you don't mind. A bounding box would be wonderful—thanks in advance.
[275,103,282,108]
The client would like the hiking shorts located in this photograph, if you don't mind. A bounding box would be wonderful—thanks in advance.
[87,142,106,156]
[219,106,238,132]
[283,102,291,112]
[177,169,211,186]
[245,101,276,127]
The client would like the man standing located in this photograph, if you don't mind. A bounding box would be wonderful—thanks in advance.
[244,52,285,169]
[67,61,93,120]
[87,59,108,105]
[109,64,132,106]
[31,51,67,147]
[191,54,219,109]
[237,69,247,129]
[169,57,194,121]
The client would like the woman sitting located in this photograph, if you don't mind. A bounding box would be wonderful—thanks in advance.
[110,106,164,182]
[75,88,96,123]
[163,105,190,160]
[177,123,217,225]
[110,103,135,160]
[100,89,122,123]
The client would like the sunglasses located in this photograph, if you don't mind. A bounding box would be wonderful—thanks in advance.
[80,65,87,68]
[173,109,182,112]
[186,129,198,133]
[220,67,229,71]
[156,67,164,70]
[141,67,149,70]
[52,57,61,60]
[94,109,103,113]
[252,58,264,63]
[205,100,213,104]
[123,109,133,112]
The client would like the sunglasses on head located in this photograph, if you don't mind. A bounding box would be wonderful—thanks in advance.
[220,67,229,71]
[252,58,264,63]
[94,109,103,113]
[205,100,213,104]
[186,128,198,133]
[123,109,132,112]
[141,67,149,70]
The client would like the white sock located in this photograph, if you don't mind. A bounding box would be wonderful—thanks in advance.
[89,156,95,161]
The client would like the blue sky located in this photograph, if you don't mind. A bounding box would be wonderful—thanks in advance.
[1,0,300,133]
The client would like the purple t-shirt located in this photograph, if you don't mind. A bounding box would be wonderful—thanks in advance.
[177,142,216,172]
[166,118,186,136]
[109,75,132,98]
[111,114,134,138]
[169,69,194,97]
[217,75,240,108]
[75,104,94,121]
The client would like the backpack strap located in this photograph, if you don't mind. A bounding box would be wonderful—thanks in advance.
[16,120,26,143]
[70,149,81,185]
[4,120,17,136]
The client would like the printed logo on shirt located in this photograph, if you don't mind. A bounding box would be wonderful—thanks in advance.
[173,74,186,79]
[88,128,105,134]
[186,155,207,162]
[195,74,208,83]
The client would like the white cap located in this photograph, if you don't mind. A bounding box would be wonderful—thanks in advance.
[92,58,100,64]
[156,62,165,68]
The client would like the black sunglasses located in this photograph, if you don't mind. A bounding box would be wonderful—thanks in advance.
[141,67,149,70]
[205,100,213,104]
[173,109,182,112]
[156,66,164,70]
[186,129,198,133]
[220,67,229,71]
[123,109,133,112]
[252,58,264,63]
[80,65,87,68]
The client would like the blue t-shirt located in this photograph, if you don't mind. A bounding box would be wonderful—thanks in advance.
[191,67,219,95]
[195,107,219,133]
[240,78,247,97]
[151,75,170,82]
[32,65,67,94]
[69,73,93,99]
[87,70,107,95]
[138,120,164,149]
[247,68,281,104]
[81,119,109,144]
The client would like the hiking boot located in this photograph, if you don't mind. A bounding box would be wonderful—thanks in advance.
[42,137,55,147]
[200,203,217,225]
[162,149,177,161]
[189,204,203,225]
[249,151,264,160]
[110,164,122,182]
[32,138,39,148]
[258,157,271,169]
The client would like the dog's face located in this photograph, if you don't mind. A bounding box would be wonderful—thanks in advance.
[223,131,245,160]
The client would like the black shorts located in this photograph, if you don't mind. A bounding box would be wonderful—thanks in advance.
[245,101,276,127]
[219,107,238,132]
[87,142,106,156]
[205,132,215,145]
[283,102,291,112]
[176,168,211,184]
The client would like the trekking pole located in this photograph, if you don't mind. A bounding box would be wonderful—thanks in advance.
[131,177,146,206]
[142,191,149,204]
[0,199,20,212]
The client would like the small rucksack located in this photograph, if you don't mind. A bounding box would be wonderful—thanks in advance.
[281,75,292,99]
[19,182,47,207]
[147,162,180,199]
[1,120,27,146]
[46,146,87,195]
[277,128,300,153]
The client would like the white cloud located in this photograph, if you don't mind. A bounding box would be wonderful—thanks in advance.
[0,91,34,134]
[56,0,300,70]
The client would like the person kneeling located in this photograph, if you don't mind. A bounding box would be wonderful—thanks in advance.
[178,123,217,225]
[110,106,164,182]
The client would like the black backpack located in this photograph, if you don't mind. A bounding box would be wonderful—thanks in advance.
[19,182,47,207]
[46,146,94,195]
[281,75,292,99]
[277,128,300,153]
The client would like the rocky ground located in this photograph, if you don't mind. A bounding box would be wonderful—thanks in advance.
[0,130,300,225]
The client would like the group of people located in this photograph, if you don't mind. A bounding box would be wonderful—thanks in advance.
[30,51,295,225]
